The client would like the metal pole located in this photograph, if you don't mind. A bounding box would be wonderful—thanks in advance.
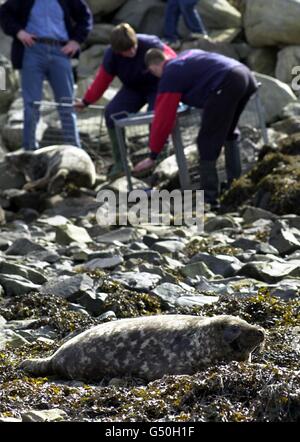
[171,119,191,190]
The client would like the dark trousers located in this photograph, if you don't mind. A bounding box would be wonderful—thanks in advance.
[197,66,258,161]
[105,86,157,128]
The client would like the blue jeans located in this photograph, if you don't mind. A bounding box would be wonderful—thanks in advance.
[21,42,80,150]
[164,0,207,41]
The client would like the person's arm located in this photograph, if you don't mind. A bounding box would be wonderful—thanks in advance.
[69,0,93,44]
[149,91,182,158]
[83,65,115,105]
[133,91,182,173]
[162,44,177,59]
[0,0,23,37]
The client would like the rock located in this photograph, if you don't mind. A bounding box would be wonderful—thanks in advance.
[254,72,297,124]
[21,409,68,422]
[86,23,114,45]
[271,117,300,136]
[176,294,219,307]
[124,250,162,264]
[5,238,47,256]
[153,240,186,254]
[77,44,106,78]
[114,0,165,36]
[0,329,30,349]
[96,310,117,322]
[244,0,300,46]
[78,255,124,271]
[0,161,25,191]
[0,274,40,296]
[0,315,7,328]
[268,279,300,300]
[55,224,92,245]
[232,237,279,255]
[242,206,277,224]
[75,292,108,316]
[38,215,70,227]
[111,272,161,291]
[0,261,47,284]
[238,261,300,283]
[0,417,21,422]
[40,274,95,301]
[282,101,300,119]
[0,54,19,113]
[151,282,194,307]
[86,0,126,15]
[275,45,300,86]
[247,47,277,77]
[198,0,241,29]
[95,227,146,244]
[190,253,242,277]
[204,215,239,232]
[180,261,215,279]
[269,220,300,255]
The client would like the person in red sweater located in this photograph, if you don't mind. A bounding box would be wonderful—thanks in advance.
[76,23,175,179]
[133,48,257,208]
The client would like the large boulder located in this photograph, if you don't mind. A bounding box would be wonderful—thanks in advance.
[86,0,127,16]
[244,0,300,47]
[0,54,19,113]
[198,0,241,30]
[247,47,278,77]
[275,46,300,88]
[113,0,165,36]
[253,73,297,124]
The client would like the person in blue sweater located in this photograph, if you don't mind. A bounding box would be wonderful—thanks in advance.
[133,48,258,208]
[0,0,93,150]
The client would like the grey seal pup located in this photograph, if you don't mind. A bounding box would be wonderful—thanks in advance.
[6,145,96,194]
[20,314,265,382]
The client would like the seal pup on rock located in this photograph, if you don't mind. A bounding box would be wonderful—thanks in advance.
[20,315,265,382]
[6,145,96,194]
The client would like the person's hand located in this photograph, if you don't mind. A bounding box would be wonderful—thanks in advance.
[133,157,156,174]
[74,99,86,112]
[61,40,80,57]
[17,30,36,47]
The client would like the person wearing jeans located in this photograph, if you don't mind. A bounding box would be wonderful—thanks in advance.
[0,0,93,150]
[163,0,208,48]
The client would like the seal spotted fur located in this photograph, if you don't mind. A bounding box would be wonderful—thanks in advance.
[20,315,265,381]
[6,145,96,194]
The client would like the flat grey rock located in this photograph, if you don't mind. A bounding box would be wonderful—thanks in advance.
[190,252,242,277]
[40,274,95,301]
[111,272,162,291]
[0,273,41,296]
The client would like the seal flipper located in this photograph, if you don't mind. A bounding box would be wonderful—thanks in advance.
[19,357,53,376]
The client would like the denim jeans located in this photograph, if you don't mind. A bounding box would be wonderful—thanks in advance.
[21,42,80,150]
[164,0,207,41]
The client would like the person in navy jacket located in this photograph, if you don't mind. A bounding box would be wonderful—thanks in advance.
[0,0,93,150]
[76,23,176,179]
[133,48,257,208]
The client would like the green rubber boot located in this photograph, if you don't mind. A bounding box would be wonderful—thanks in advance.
[199,159,220,210]
[106,127,125,180]
[224,139,242,187]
